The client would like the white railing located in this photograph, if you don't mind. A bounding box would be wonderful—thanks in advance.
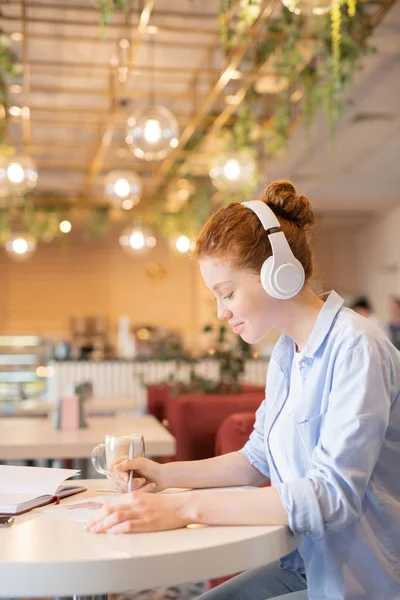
[47,359,268,411]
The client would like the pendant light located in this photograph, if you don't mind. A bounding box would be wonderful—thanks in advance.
[126,34,179,161]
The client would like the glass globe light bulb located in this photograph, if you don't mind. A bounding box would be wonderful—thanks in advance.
[223,159,241,181]
[8,163,25,184]
[127,106,180,161]
[12,238,28,254]
[119,226,157,254]
[209,150,257,191]
[104,170,142,209]
[176,235,191,253]
[114,178,131,198]
[0,155,38,196]
[59,220,72,233]
[4,233,36,260]
[143,119,162,144]
[129,231,145,250]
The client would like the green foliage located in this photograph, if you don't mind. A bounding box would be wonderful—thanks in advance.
[151,179,215,239]
[220,3,374,155]
[0,202,112,247]
[85,205,110,240]
[0,29,21,151]
[153,2,375,242]
[219,0,262,49]
[92,0,127,27]
[0,1,379,251]
[168,324,252,395]
[22,203,67,240]
[0,207,10,244]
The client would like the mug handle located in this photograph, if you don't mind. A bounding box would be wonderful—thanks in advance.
[91,443,108,476]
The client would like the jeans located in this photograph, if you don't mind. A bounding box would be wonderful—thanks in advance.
[197,561,308,600]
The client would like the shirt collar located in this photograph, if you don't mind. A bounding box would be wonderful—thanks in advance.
[273,290,344,365]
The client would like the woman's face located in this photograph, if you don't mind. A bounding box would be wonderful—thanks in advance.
[200,258,278,344]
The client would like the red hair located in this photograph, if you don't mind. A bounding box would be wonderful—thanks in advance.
[194,180,315,280]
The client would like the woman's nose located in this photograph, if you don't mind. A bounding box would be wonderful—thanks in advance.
[217,302,232,321]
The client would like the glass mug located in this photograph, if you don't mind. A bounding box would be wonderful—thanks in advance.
[91,433,145,490]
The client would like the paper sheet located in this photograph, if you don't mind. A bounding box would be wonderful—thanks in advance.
[41,493,123,523]
[0,465,80,495]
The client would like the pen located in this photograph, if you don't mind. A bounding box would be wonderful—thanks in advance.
[128,441,135,492]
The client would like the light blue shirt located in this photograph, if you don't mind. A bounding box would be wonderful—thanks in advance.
[240,291,400,600]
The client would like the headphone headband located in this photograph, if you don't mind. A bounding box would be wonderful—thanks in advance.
[242,200,280,231]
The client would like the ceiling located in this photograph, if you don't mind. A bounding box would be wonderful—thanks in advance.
[264,0,400,216]
[1,0,399,217]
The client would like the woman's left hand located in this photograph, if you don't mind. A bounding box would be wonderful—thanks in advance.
[85,491,190,534]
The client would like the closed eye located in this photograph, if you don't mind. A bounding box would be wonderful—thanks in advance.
[223,292,234,300]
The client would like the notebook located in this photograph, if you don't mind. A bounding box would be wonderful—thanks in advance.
[0,465,86,515]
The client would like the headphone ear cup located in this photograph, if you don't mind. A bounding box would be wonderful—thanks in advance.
[275,263,305,299]
[260,257,278,298]
[260,257,305,300]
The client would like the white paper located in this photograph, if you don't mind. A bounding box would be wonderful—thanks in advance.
[42,493,123,523]
[0,493,46,508]
[0,465,80,495]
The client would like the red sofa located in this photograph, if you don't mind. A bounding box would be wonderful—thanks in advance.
[147,383,171,423]
[147,383,264,462]
[166,385,264,461]
[215,411,257,456]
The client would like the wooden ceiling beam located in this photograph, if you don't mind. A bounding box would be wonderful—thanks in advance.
[2,14,218,36]
[29,106,107,116]
[34,159,158,172]
[28,112,228,126]
[27,83,204,100]
[16,32,213,49]
[22,2,218,20]
[28,59,224,77]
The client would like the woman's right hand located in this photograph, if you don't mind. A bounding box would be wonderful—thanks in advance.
[111,456,170,493]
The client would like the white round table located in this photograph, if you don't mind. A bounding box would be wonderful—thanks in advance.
[0,396,142,419]
[0,481,297,598]
[0,415,175,460]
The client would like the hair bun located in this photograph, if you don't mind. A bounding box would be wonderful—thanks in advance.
[261,180,314,230]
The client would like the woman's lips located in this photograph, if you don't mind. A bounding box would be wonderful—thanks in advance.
[232,322,244,334]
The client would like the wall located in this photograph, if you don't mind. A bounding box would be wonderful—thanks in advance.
[313,224,361,298]
[0,226,200,348]
[355,202,400,320]
[0,220,360,347]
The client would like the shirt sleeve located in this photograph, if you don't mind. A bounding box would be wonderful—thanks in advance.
[278,338,392,541]
[239,398,270,478]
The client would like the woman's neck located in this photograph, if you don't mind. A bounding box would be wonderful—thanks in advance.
[275,287,325,353]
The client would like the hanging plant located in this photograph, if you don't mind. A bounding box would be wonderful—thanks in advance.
[22,204,64,242]
[150,181,215,240]
[347,0,356,17]
[254,5,373,153]
[331,0,342,84]
[219,0,263,50]
[85,205,110,240]
[0,29,21,152]
[92,0,128,30]
[0,207,10,244]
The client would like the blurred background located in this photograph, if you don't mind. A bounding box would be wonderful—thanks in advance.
[0,0,399,403]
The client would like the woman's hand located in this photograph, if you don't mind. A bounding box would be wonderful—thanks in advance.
[85,491,190,534]
[111,456,171,493]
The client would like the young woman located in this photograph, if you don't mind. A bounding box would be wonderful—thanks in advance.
[86,180,400,600]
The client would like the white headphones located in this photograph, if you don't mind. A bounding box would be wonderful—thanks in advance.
[242,200,305,300]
